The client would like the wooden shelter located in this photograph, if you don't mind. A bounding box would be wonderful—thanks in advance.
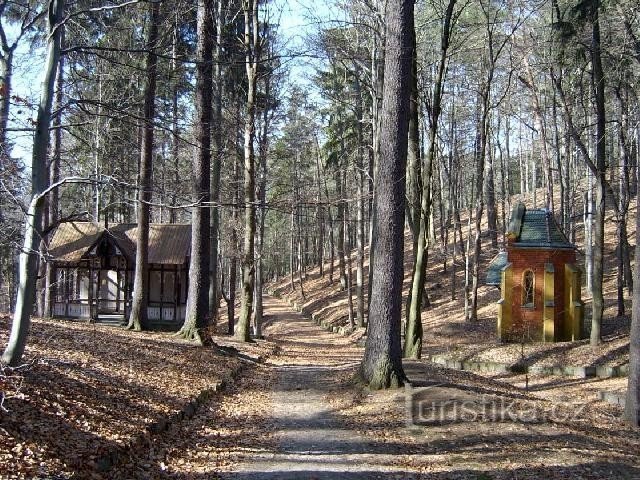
[486,203,584,343]
[48,222,191,328]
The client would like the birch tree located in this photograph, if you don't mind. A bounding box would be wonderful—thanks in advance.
[2,0,63,366]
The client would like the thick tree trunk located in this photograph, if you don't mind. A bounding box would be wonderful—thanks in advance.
[128,0,159,331]
[2,0,63,366]
[179,0,214,344]
[360,0,413,390]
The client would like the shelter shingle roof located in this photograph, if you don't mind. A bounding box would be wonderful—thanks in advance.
[49,222,191,265]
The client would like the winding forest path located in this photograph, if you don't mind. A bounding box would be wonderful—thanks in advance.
[220,295,413,479]
[115,295,640,479]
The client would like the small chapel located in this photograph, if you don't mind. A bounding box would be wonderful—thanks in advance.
[486,203,584,343]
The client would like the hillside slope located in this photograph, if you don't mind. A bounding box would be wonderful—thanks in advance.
[268,193,633,371]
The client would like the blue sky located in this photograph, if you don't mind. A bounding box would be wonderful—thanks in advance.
[7,1,336,166]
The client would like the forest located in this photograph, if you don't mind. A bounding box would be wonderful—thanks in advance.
[1,0,640,477]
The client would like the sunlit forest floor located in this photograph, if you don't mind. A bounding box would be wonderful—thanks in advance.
[1,294,638,478]
[1,191,638,478]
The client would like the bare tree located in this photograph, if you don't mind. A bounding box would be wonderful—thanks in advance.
[127,0,160,331]
[236,0,260,342]
[2,0,63,366]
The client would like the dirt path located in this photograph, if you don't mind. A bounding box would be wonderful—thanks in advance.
[115,295,640,480]
[219,295,416,479]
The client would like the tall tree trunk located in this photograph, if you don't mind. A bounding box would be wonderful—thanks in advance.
[470,85,491,322]
[236,0,259,342]
[227,105,241,336]
[625,176,640,427]
[315,142,325,278]
[2,0,63,366]
[44,39,64,319]
[179,0,214,344]
[335,163,347,290]
[127,0,159,331]
[209,0,225,323]
[345,194,355,329]
[0,49,13,167]
[360,0,413,390]
[366,19,384,316]
[254,55,271,339]
[170,13,180,223]
[316,141,336,285]
[289,209,295,292]
[354,77,366,327]
[590,4,606,346]
[404,0,456,358]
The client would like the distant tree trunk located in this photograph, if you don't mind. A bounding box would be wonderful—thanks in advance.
[209,0,226,324]
[625,179,640,427]
[297,206,305,299]
[485,137,497,248]
[236,0,259,342]
[228,103,242,335]
[589,4,606,346]
[354,77,366,327]
[254,60,271,339]
[289,209,296,292]
[127,0,159,332]
[170,15,180,223]
[2,0,63,366]
[345,195,355,329]
[520,56,554,212]
[360,0,413,390]
[335,162,347,290]
[366,23,384,316]
[315,143,325,278]
[44,39,64,319]
[470,84,491,322]
[0,49,14,164]
[179,0,213,344]
[615,88,634,296]
[316,141,336,285]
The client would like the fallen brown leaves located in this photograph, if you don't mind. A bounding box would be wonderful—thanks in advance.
[0,315,271,479]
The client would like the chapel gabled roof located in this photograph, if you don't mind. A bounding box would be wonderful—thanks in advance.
[506,202,574,249]
[49,222,191,265]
